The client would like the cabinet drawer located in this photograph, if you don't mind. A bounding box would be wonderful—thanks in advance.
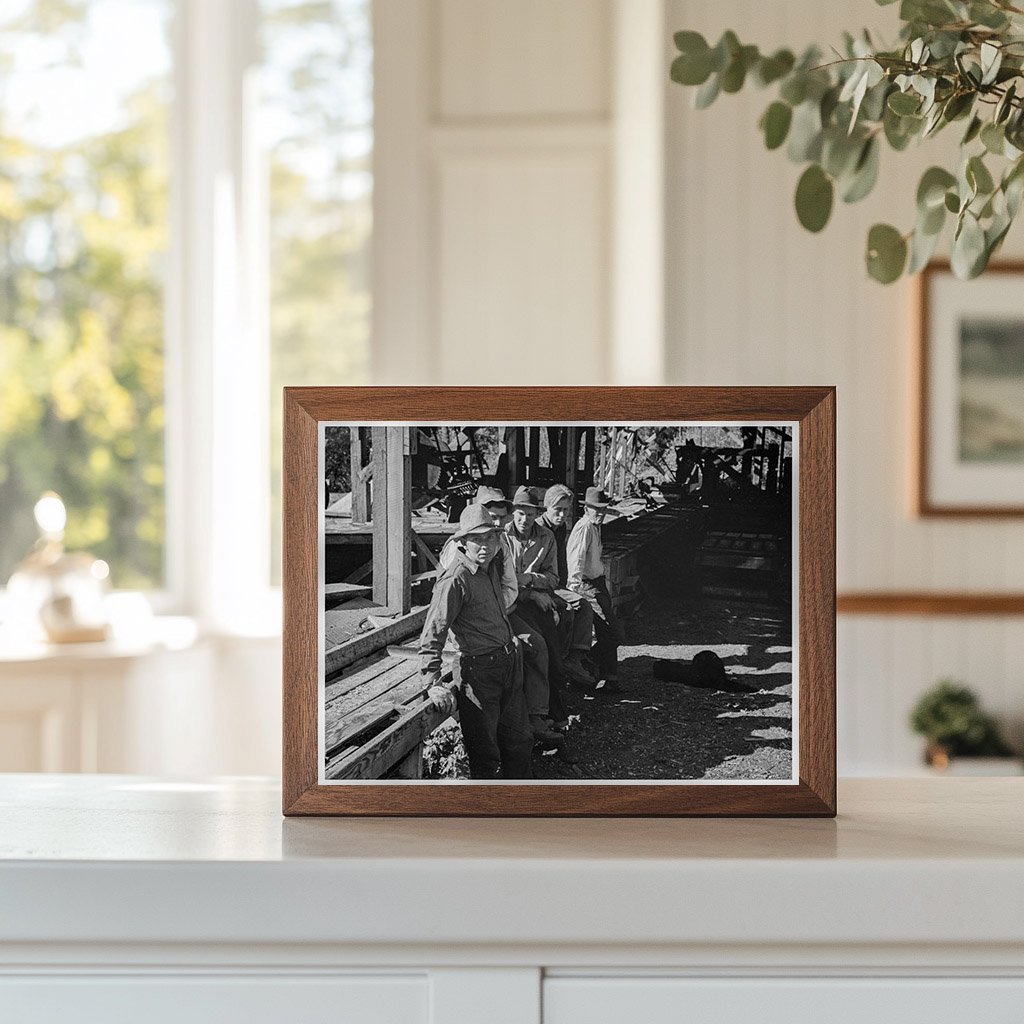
[544,977,1024,1024]
[0,974,427,1024]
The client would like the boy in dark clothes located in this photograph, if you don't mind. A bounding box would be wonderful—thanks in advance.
[419,503,534,779]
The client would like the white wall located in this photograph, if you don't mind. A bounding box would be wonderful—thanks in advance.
[372,0,1024,775]
[664,0,1024,771]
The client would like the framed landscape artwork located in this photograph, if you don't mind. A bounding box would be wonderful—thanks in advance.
[918,262,1024,516]
[282,387,836,817]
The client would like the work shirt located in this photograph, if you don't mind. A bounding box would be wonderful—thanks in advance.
[439,532,518,609]
[419,551,514,684]
[539,512,569,588]
[566,516,605,587]
[505,520,558,593]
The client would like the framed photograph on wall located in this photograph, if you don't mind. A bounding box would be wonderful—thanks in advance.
[917,261,1024,517]
[282,387,836,816]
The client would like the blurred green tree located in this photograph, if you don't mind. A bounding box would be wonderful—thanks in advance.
[0,0,170,588]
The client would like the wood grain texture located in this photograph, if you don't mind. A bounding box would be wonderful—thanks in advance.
[838,592,1024,615]
[916,260,1024,518]
[282,386,836,816]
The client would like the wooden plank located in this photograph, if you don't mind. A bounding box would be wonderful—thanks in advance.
[324,606,428,678]
[344,560,373,584]
[372,425,412,613]
[392,746,424,779]
[323,582,373,599]
[350,427,370,524]
[324,652,407,705]
[326,656,421,721]
[837,592,1024,616]
[326,696,452,781]
[411,532,440,569]
[325,671,428,756]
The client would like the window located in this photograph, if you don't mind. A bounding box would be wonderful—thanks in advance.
[261,0,372,582]
[0,0,173,589]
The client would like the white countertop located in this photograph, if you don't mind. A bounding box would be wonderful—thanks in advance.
[1,776,1022,950]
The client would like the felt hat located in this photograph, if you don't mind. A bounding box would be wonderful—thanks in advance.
[474,485,509,508]
[583,486,614,509]
[452,503,499,540]
[511,485,543,510]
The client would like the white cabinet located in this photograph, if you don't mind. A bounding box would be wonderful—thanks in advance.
[544,977,1024,1024]
[0,975,428,1024]
[1,777,1023,1024]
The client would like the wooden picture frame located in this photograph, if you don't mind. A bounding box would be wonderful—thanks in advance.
[283,387,836,816]
[917,261,1024,517]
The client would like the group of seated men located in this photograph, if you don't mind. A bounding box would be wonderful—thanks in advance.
[418,482,627,780]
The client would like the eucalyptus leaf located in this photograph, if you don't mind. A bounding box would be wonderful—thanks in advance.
[710,31,740,73]
[754,49,795,87]
[866,223,908,283]
[842,137,880,203]
[981,122,1006,155]
[760,101,793,150]
[967,154,995,195]
[795,164,834,232]
[980,42,1003,86]
[888,91,921,115]
[944,190,961,213]
[951,211,986,278]
[694,73,721,109]
[917,166,957,210]
[787,101,823,162]
[908,221,942,273]
[779,73,807,106]
[962,115,983,145]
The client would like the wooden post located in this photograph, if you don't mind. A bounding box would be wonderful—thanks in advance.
[582,427,595,490]
[372,426,412,613]
[565,426,580,494]
[350,427,370,524]
[506,427,524,490]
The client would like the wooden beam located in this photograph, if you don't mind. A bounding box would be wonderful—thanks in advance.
[350,427,370,524]
[565,426,580,494]
[582,427,595,490]
[506,427,524,489]
[411,532,440,569]
[837,592,1024,616]
[372,425,412,613]
[324,606,428,678]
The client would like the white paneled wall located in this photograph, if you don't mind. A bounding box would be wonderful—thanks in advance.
[665,0,1024,773]
[374,0,619,385]
[369,0,1024,775]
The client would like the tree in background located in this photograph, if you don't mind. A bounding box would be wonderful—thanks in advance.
[0,0,170,587]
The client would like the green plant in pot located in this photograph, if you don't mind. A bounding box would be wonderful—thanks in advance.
[909,680,1015,767]
[670,0,1024,283]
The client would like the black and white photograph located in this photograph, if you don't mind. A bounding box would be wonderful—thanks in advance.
[319,422,797,784]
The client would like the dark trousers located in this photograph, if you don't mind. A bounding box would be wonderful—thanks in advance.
[576,576,625,680]
[513,598,568,723]
[455,644,534,779]
[508,610,550,719]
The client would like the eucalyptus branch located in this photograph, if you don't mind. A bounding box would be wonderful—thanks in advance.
[670,1,1024,283]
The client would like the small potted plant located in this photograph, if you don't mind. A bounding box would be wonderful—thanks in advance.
[910,680,1019,773]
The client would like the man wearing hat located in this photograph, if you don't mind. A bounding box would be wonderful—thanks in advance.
[418,503,534,779]
[438,485,557,743]
[504,485,569,735]
[540,484,596,686]
[566,487,627,694]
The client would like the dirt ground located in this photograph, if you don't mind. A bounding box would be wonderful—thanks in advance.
[531,593,794,781]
